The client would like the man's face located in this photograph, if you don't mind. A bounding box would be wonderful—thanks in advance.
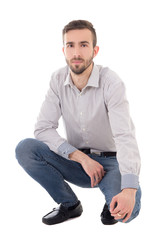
[63,29,99,75]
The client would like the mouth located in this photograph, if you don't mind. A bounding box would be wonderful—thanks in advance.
[71,59,84,64]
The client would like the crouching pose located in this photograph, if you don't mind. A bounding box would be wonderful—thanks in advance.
[16,20,141,225]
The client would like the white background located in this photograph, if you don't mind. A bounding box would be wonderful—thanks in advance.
[0,0,160,239]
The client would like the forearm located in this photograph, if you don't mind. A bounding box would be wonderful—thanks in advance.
[69,150,90,164]
[69,150,105,188]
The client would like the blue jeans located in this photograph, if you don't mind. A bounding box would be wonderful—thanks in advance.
[15,138,141,223]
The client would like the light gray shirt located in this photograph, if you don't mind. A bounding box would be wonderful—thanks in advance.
[34,64,141,189]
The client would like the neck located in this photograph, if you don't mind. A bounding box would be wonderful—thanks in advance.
[70,62,93,91]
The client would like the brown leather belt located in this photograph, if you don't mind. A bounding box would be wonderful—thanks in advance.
[79,149,116,157]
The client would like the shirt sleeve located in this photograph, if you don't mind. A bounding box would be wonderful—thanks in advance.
[104,70,141,190]
[34,73,77,159]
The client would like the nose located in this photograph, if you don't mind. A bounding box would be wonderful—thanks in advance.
[73,46,81,58]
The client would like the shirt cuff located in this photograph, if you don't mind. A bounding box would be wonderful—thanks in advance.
[121,174,139,190]
[58,141,77,159]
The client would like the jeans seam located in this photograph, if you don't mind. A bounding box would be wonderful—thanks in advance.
[40,156,78,202]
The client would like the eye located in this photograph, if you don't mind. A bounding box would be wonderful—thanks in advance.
[81,44,87,47]
[66,44,74,48]
[67,44,73,48]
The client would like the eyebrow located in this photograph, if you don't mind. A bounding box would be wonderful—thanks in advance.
[66,41,90,45]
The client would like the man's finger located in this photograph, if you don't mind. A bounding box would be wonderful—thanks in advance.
[91,175,94,188]
[113,212,126,220]
[102,169,106,177]
[122,211,131,223]
[94,174,100,186]
[110,197,118,212]
[91,175,98,187]
[98,171,104,181]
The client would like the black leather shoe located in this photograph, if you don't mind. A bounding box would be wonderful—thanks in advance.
[42,201,83,225]
[101,204,118,225]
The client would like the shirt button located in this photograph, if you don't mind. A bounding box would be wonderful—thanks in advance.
[83,128,85,131]
[80,112,83,115]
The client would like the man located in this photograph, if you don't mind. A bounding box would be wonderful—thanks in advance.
[16,20,141,225]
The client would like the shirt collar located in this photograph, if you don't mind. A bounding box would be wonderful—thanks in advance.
[64,64,100,88]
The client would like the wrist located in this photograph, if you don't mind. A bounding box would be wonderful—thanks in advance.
[69,150,89,164]
[122,188,137,195]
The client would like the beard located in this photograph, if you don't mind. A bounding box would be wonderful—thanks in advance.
[65,53,94,75]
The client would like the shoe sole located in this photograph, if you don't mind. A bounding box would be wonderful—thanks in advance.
[101,218,118,225]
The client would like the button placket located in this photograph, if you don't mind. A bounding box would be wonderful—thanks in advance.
[77,92,89,145]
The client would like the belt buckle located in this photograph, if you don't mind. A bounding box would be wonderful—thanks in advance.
[90,150,101,156]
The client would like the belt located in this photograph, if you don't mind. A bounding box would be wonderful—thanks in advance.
[79,149,116,157]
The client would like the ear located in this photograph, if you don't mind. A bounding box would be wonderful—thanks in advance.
[62,47,65,55]
[93,46,99,58]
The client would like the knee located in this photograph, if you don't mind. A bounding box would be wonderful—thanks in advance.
[120,209,141,224]
[15,138,37,167]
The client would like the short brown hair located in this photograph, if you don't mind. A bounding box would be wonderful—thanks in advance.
[63,20,97,48]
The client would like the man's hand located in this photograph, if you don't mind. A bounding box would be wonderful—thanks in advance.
[69,150,105,187]
[81,157,105,187]
[110,188,137,223]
